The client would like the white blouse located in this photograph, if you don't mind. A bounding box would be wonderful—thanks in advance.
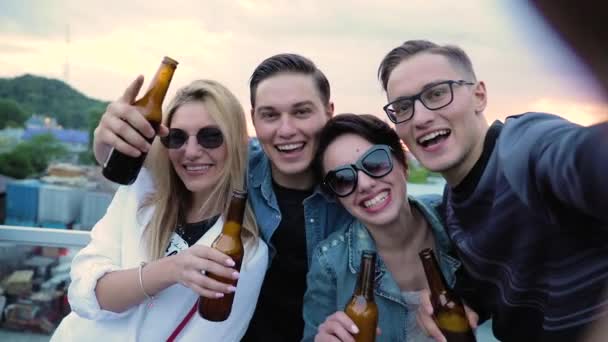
[51,169,268,341]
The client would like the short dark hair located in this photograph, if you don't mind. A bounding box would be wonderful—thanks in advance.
[313,113,408,187]
[378,40,477,91]
[249,53,331,107]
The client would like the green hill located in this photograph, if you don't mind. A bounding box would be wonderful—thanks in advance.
[0,74,107,129]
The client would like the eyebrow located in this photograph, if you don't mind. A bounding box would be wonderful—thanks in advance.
[255,100,316,113]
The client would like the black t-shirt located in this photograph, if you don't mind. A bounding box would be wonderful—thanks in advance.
[165,215,220,257]
[242,182,313,342]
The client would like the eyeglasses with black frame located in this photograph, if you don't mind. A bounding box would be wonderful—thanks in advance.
[383,80,475,124]
[323,144,394,197]
[160,126,224,149]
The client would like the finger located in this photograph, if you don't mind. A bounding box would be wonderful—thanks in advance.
[376,327,382,336]
[190,245,235,267]
[330,312,358,335]
[464,305,479,329]
[157,124,169,137]
[314,333,341,342]
[119,75,144,104]
[416,310,446,342]
[199,274,237,294]
[318,320,355,342]
[194,259,240,280]
[189,281,226,299]
[104,113,151,154]
[419,289,434,315]
[94,122,141,158]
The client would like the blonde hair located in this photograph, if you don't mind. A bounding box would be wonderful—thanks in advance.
[141,79,257,260]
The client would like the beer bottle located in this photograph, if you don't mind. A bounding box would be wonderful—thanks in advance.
[344,250,378,342]
[102,56,178,185]
[198,190,246,321]
[419,248,476,342]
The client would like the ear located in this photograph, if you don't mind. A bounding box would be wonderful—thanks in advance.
[326,102,335,119]
[473,81,488,114]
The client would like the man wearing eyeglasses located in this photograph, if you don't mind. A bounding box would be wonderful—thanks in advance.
[377,40,608,342]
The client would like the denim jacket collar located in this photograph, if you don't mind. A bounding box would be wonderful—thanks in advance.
[249,139,338,205]
[249,144,276,204]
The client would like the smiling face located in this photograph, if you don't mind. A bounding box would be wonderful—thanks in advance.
[252,72,333,188]
[167,101,227,196]
[322,134,407,228]
[386,52,489,185]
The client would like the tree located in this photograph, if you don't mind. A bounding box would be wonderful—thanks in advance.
[0,98,28,129]
[0,133,68,179]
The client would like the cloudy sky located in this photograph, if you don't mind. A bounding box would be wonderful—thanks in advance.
[1,0,606,134]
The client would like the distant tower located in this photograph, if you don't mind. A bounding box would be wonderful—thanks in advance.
[63,24,70,83]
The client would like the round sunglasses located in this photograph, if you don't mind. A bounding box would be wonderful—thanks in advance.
[323,144,394,197]
[160,126,224,149]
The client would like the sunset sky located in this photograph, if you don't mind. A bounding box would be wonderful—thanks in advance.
[1,0,606,135]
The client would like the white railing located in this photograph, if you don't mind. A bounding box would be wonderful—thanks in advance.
[0,225,90,248]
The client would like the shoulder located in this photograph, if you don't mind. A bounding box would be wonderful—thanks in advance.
[413,193,442,209]
[248,138,272,188]
[501,112,579,144]
[312,222,353,265]
[411,194,443,219]
[248,138,266,166]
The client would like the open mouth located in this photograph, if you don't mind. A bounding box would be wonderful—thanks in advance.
[275,142,305,153]
[361,190,389,209]
[183,164,213,173]
[417,129,451,148]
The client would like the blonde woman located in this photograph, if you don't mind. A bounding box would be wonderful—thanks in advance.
[52,79,268,341]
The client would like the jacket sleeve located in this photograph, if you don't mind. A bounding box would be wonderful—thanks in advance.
[302,245,338,342]
[67,184,135,320]
[498,113,608,223]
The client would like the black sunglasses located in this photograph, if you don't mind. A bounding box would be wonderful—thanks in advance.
[323,145,394,197]
[160,126,224,149]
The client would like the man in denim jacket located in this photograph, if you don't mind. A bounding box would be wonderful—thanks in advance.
[242,54,354,341]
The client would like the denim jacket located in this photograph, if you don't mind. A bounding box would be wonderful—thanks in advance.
[247,139,354,264]
[302,194,461,342]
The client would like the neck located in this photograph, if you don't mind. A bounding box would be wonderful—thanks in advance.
[367,200,428,252]
[444,118,490,187]
[186,191,217,223]
[271,165,315,190]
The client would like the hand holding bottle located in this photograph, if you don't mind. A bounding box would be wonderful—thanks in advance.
[169,244,240,298]
[94,75,169,165]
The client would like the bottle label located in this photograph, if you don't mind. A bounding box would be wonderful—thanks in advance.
[103,147,116,169]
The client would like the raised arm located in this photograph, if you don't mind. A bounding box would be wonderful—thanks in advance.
[499,113,608,223]
[93,76,168,165]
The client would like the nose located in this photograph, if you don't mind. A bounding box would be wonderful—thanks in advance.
[183,136,202,159]
[277,114,297,138]
[412,99,435,128]
[356,171,377,194]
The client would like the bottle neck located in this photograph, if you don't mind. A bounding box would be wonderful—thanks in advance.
[419,249,449,300]
[356,255,376,300]
[222,192,247,237]
[135,59,177,123]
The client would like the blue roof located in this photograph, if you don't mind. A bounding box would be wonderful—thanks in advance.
[22,128,89,145]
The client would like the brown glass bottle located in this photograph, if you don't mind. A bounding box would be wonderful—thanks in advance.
[344,250,378,342]
[102,56,178,185]
[198,190,247,321]
[419,248,476,342]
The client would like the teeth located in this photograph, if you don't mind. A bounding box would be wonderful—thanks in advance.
[276,143,304,151]
[363,191,388,208]
[418,129,450,144]
[185,165,211,171]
